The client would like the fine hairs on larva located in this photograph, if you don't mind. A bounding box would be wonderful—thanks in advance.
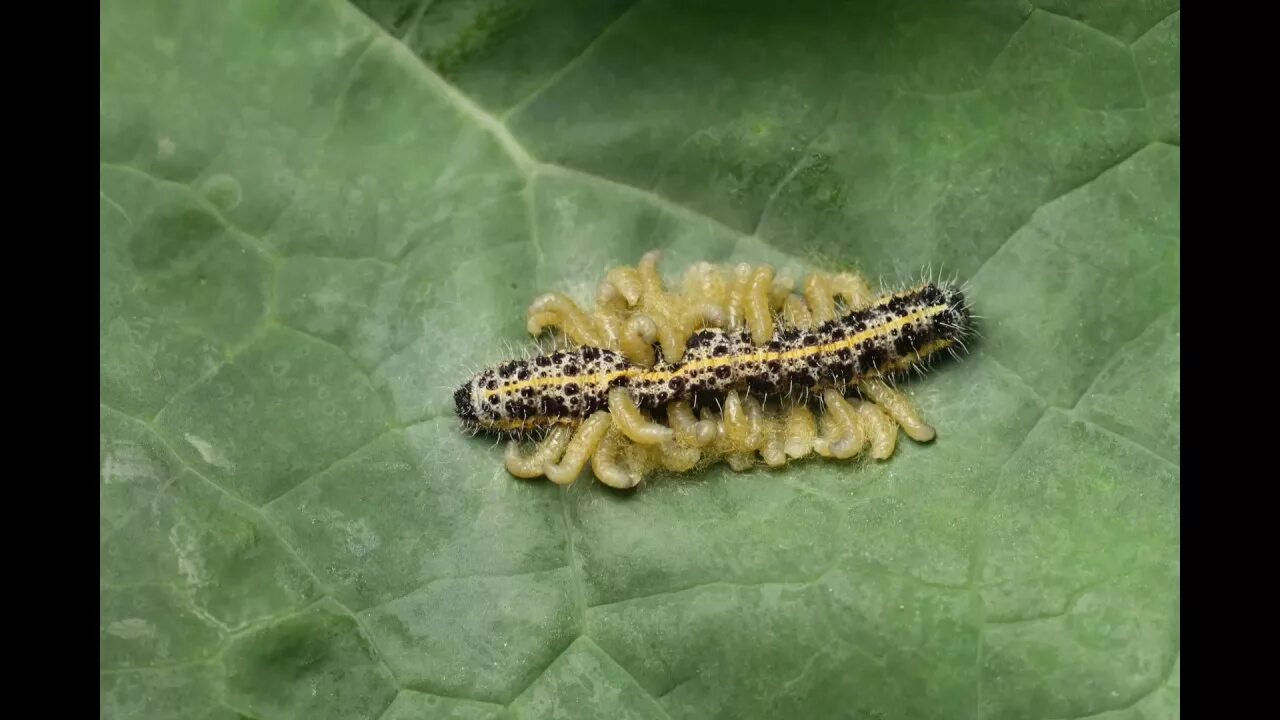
[452,250,975,489]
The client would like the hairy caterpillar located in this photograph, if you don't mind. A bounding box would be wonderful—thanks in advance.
[452,252,974,489]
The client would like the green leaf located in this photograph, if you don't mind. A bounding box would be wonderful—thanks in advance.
[100,1,1179,718]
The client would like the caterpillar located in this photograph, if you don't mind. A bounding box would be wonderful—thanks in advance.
[452,251,974,489]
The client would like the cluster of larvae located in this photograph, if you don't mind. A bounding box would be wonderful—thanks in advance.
[452,251,972,489]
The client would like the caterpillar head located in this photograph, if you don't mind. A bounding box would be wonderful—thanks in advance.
[453,347,631,436]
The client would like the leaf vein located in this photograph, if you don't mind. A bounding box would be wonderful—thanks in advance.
[501,0,644,122]
[99,162,282,263]
[99,189,134,225]
[1070,302,1179,410]
[1045,650,1178,719]
[585,637,677,720]
[355,565,573,617]
[334,0,763,240]
[1065,410,1179,472]
[560,488,588,633]
[1028,4,1128,48]
[1131,8,1180,46]
[970,141,1157,283]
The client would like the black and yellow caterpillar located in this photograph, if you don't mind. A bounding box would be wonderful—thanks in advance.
[454,282,971,437]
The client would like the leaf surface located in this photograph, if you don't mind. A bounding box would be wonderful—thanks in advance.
[100,1,1180,718]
